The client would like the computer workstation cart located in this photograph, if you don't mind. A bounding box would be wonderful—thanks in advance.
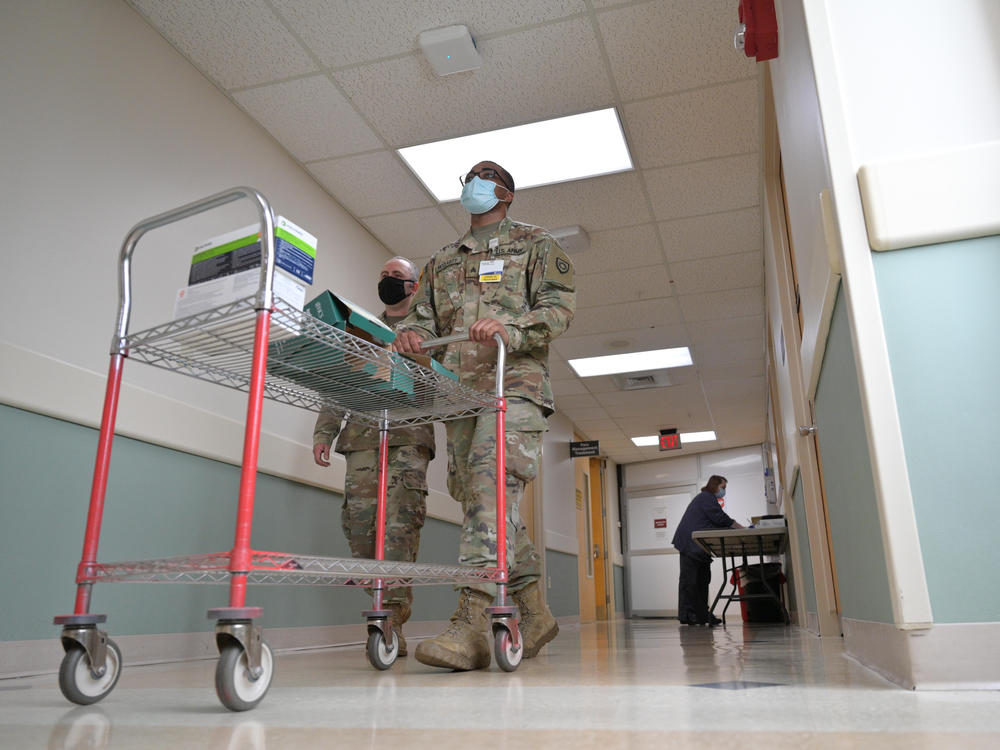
[53,187,523,712]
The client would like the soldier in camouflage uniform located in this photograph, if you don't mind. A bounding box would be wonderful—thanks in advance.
[313,257,434,656]
[394,161,576,670]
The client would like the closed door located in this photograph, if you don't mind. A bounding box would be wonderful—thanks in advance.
[626,487,696,616]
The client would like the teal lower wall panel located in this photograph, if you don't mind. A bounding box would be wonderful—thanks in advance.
[813,290,894,624]
[873,235,1000,622]
[0,404,461,642]
[545,549,579,618]
[613,564,625,613]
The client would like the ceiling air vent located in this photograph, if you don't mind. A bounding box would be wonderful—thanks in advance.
[612,370,672,391]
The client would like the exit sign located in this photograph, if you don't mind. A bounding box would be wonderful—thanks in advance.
[659,430,681,451]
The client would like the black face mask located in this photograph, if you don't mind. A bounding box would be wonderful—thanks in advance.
[377,276,411,305]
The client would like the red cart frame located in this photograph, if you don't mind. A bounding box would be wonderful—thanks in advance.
[53,187,523,711]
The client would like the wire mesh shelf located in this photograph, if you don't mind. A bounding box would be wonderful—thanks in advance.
[79,551,501,587]
[125,296,497,428]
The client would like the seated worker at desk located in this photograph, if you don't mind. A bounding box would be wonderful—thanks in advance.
[672,475,743,626]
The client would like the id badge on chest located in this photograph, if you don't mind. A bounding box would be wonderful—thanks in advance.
[479,259,504,283]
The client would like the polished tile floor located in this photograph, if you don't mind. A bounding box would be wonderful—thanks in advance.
[3,620,999,749]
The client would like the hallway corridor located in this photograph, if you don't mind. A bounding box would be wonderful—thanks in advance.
[3,619,998,748]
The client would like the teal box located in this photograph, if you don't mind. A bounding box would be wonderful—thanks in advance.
[399,353,459,381]
[304,291,395,345]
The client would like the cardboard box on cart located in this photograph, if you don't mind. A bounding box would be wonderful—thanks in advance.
[268,291,415,401]
[174,216,316,319]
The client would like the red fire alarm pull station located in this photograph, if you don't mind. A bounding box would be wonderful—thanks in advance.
[659,429,681,451]
[735,0,778,62]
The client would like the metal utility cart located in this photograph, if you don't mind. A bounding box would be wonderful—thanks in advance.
[53,187,524,712]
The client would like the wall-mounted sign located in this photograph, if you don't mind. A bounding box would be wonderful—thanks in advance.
[653,518,667,529]
[570,440,600,458]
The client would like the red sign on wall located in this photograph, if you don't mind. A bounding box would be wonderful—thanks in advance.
[653,518,667,529]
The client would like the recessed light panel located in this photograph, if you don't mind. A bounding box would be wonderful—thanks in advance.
[398,108,633,202]
[568,347,692,378]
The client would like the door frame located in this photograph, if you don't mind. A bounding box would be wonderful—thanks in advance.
[762,67,841,636]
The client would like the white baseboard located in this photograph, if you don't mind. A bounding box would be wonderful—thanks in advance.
[842,617,1000,690]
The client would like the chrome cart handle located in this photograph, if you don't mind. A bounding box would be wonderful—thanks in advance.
[419,332,507,399]
[113,187,276,354]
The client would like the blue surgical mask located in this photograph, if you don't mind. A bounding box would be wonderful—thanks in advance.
[715,488,726,499]
[460,176,501,215]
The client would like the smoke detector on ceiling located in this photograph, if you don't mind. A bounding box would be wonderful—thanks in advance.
[551,225,590,254]
[418,25,482,76]
[612,370,673,391]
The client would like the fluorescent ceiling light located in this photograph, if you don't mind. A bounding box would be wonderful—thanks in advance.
[568,347,692,378]
[398,108,632,202]
[680,431,717,443]
[631,436,660,447]
[631,431,717,447]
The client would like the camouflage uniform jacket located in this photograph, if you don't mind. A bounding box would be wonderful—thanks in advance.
[313,311,436,456]
[398,217,576,415]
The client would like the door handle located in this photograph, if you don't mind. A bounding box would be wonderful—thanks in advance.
[593,544,601,560]
[798,424,817,436]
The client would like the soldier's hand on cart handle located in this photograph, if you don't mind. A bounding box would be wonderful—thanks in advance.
[393,330,425,353]
[313,443,331,467]
[469,318,508,347]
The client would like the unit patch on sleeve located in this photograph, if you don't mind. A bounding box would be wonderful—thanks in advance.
[544,246,575,289]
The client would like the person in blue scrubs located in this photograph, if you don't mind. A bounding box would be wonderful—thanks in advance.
[672,475,743,625]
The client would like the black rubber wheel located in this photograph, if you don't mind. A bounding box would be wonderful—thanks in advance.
[215,641,273,712]
[494,628,522,672]
[58,639,122,705]
[366,628,399,670]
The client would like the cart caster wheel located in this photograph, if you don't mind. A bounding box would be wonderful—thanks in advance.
[58,638,122,705]
[366,628,399,671]
[215,641,273,712]
[494,628,522,672]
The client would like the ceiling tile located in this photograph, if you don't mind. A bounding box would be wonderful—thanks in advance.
[694,340,764,367]
[571,224,663,275]
[560,406,613,422]
[699,359,765,381]
[597,0,757,101]
[548,357,577,380]
[233,76,382,161]
[645,154,760,221]
[334,18,614,146]
[624,79,759,168]
[660,208,762,263]
[570,297,682,337]
[307,151,433,216]
[551,378,591,396]
[687,314,764,344]
[505,172,652,232]
[576,264,672,308]
[703,375,766,400]
[130,0,317,89]
[361,208,458,259]
[553,324,689,359]
[553,393,601,410]
[273,0,586,69]
[679,286,763,322]
[669,250,763,296]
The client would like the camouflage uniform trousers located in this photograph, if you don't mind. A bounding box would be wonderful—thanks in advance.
[342,444,430,606]
[446,397,547,598]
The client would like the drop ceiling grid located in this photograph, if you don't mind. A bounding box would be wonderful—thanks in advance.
[270,0,589,69]
[126,0,770,462]
[129,0,319,90]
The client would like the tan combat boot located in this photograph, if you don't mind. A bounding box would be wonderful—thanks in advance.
[513,581,559,658]
[387,602,411,656]
[414,588,492,670]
